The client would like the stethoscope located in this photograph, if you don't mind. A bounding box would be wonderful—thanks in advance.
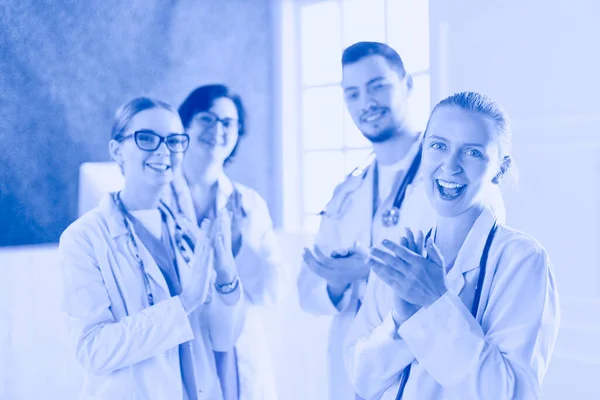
[374,144,423,228]
[394,221,499,400]
[111,191,196,307]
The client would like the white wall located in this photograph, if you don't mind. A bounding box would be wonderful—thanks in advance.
[429,0,600,397]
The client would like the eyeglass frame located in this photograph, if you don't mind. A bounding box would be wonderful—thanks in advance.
[193,111,242,132]
[116,129,190,153]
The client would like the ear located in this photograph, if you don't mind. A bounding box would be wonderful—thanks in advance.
[492,156,512,184]
[405,73,414,96]
[109,139,123,165]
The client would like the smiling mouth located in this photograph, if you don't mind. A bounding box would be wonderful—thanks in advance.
[199,136,225,147]
[360,109,387,124]
[146,163,171,172]
[436,179,467,200]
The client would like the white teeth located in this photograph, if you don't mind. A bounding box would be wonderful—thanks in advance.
[437,179,465,189]
[147,164,170,171]
[363,111,385,122]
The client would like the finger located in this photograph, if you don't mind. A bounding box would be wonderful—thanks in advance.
[405,229,417,252]
[370,248,410,272]
[313,245,332,264]
[399,236,409,249]
[304,250,335,279]
[208,214,221,238]
[194,228,211,256]
[219,209,233,235]
[368,258,405,287]
[213,231,225,257]
[303,249,334,271]
[381,240,411,259]
[196,218,211,240]
[415,230,425,255]
[200,218,212,231]
[425,238,445,268]
[331,247,349,258]
[382,239,423,265]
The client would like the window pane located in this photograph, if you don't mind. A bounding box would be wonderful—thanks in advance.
[344,148,374,175]
[343,106,371,148]
[301,1,342,86]
[303,86,344,150]
[303,150,345,214]
[341,0,386,48]
[409,73,431,132]
[386,0,430,73]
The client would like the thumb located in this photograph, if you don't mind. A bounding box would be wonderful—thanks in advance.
[425,237,445,268]
[213,232,227,265]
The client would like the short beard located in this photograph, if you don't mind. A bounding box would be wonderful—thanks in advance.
[362,125,397,144]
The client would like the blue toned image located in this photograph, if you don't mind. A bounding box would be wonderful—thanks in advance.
[1,1,598,399]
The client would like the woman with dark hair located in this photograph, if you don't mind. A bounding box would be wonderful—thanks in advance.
[59,97,245,400]
[165,85,285,400]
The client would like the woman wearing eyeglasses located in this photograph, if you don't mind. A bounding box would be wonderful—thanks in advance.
[163,85,286,400]
[59,97,245,400]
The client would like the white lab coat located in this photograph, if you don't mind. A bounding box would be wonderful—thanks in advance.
[165,172,286,400]
[297,141,506,400]
[59,194,245,400]
[344,206,561,400]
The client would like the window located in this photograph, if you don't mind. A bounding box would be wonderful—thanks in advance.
[280,0,431,232]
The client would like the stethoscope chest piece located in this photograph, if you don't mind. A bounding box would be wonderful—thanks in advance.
[381,208,400,227]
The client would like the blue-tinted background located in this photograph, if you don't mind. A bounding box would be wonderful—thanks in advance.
[0,0,275,246]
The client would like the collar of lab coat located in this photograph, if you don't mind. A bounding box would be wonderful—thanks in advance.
[99,192,179,239]
[431,206,497,294]
[99,193,130,239]
[97,192,178,296]
[168,169,236,221]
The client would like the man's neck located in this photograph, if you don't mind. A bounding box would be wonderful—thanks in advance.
[372,129,420,166]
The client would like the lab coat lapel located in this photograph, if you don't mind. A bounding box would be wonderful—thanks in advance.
[443,207,498,301]
[314,161,373,252]
[102,194,171,300]
[343,164,375,249]
[130,230,172,300]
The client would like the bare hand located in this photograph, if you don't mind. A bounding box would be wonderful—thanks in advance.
[180,219,213,314]
[211,209,238,285]
[369,230,448,308]
[302,242,370,290]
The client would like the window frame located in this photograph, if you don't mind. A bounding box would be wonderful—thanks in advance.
[276,0,431,232]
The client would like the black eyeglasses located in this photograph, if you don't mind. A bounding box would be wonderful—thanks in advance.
[118,130,190,153]
[194,111,241,132]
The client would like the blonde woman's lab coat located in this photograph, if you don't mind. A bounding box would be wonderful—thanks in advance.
[297,141,506,399]
[166,172,287,400]
[344,207,560,400]
[59,194,245,400]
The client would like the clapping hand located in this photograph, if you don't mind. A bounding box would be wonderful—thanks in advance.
[369,229,448,311]
[303,241,371,292]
